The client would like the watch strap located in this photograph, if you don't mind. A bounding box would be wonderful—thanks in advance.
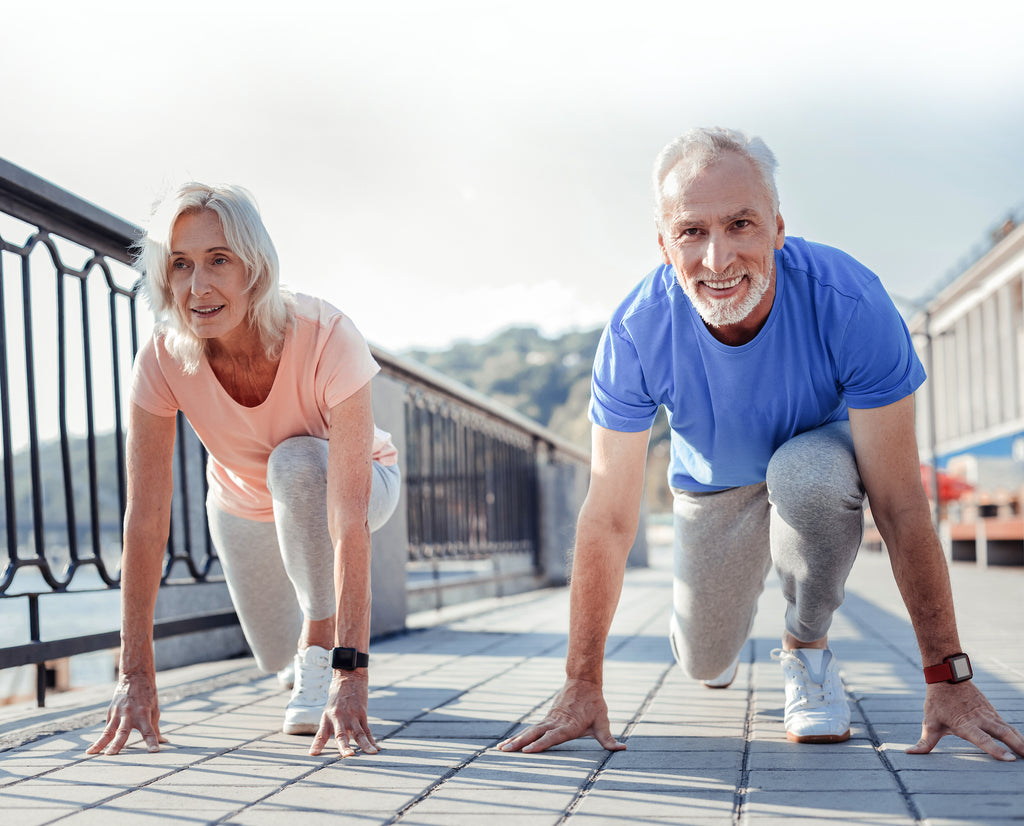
[924,652,972,684]
[331,646,369,670]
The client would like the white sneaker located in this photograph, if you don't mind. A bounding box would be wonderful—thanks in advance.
[282,645,331,735]
[771,648,851,743]
[702,657,739,689]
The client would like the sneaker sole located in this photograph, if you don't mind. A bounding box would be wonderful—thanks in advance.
[282,722,320,736]
[786,729,851,744]
[702,677,735,689]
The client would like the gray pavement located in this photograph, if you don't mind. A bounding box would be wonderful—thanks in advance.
[1,542,1022,825]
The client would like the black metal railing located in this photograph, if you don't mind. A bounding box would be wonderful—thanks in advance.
[0,160,233,705]
[0,158,590,706]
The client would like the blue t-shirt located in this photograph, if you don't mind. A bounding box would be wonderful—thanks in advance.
[589,237,926,492]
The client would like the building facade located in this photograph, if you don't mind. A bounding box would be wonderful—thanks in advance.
[911,215,1024,490]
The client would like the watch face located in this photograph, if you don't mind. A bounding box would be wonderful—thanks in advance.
[950,655,972,681]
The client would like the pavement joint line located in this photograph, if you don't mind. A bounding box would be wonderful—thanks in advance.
[852,693,925,823]
[555,657,677,826]
[210,744,346,825]
[17,727,295,825]
[389,584,675,825]
[732,641,757,826]
[550,596,677,826]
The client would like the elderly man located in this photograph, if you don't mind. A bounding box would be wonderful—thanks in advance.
[500,127,1024,760]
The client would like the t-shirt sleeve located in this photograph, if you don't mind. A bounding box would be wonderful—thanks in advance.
[588,321,659,433]
[838,280,927,409]
[129,336,181,417]
[317,312,381,410]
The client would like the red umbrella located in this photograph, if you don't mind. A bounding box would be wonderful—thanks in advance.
[920,465,973,502]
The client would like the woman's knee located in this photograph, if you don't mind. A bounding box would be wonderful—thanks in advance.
[267,437,328,499]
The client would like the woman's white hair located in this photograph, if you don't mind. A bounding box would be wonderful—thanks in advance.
[653,127,780,230]
[136,182,293,374]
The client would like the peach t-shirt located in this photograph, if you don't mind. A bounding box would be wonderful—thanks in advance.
[130,294,398,521]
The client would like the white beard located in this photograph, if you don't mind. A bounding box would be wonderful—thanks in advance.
[685,268,771,329]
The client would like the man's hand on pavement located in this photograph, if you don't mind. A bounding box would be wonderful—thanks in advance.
[907,681,1024,762]
[497,677,626,754]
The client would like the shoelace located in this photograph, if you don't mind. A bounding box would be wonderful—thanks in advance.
[292,656,331,702]
[772,650,836,709]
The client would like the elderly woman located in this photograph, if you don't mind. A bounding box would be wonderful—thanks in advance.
[87,183,399,759]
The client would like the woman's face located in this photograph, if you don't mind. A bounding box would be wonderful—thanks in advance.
[168,210,251,349]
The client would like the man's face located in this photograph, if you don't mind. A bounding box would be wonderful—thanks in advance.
[657,152,785,344]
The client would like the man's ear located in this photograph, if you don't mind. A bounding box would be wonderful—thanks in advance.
[657,230,672,265]
[775,212,786,250]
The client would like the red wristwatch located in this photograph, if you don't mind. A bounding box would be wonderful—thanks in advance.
[923,652,973,684]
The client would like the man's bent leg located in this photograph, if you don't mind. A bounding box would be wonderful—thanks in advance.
[766,421,862,743]
[766,421,864,643]
[670,483,772,681]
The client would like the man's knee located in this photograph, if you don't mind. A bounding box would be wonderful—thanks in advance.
[669,612,739,681]
[766,426,863,524]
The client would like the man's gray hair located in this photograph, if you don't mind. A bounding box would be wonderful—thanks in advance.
[653,127,780,230]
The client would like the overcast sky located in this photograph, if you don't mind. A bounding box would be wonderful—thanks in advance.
[3,0,1023,353]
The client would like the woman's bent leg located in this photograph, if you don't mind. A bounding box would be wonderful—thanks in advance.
[206,503,302,674]
[266,437,402,621]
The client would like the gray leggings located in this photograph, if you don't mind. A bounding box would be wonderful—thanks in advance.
[669,421,864,680]
[207,436,401,673]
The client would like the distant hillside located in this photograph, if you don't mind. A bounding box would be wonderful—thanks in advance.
[404,325,673,513]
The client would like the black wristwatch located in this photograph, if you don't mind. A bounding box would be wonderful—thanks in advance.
[331,646,369,671]
[923,652,972,684]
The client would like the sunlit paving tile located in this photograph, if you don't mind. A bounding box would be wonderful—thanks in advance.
[406,788,576,816]
[606,749,744,771]
[41,762,178,785]
[399,721,513,739]
[104,782,282,811]
[0,808,80,826]
[592,767,740,792]
[744,789,909,819]
[573,788,734,818]
[746,768,899,792]
[0,780,124,807]
[0,757,72,784]
[262,784,422,812]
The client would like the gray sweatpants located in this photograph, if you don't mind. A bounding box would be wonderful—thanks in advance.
[207,436,401,673]
[669,421,864,680]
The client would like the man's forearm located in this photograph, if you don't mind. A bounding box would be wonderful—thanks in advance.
[564,515,636,684]
[881,508,963,664]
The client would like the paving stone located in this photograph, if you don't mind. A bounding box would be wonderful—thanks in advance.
[573,787,734,818]
[913,792,1024,821]
[745,767,899,791]
[743,789,912,819]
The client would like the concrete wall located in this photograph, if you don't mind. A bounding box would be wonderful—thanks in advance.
[537,458,646,588]
[153,581,248,671]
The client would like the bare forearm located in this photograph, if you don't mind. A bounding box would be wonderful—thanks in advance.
[118,517,168,676]
[564,507,636,685]
[333,526,373,650]
[880,507,961,663]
